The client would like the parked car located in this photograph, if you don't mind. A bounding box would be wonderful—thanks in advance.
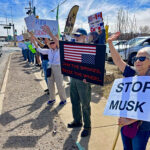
[118,36,150,65]
[106,40,127,61]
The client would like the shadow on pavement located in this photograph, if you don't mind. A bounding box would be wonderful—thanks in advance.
[3,136,39,148]
[63,128,80,150]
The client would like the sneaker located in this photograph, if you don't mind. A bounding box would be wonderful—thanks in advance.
[68,121,82,128]
[59,100,67,106]
[47,99,55,105]
[81,128,91,137]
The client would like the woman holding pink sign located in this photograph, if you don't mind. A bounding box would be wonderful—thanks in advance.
[107,32,150,150]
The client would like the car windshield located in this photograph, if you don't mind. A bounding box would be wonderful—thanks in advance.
[127,38,146,46]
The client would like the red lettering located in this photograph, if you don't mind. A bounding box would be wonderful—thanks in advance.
[74,72,82,77]
[83,74,101,82]
[80,66,101,74]
[62,62,71,67]
[62,68,73,75]
[71,64,79,69]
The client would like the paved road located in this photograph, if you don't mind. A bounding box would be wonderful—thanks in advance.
[0,52,77,150]
[0,46,21,89]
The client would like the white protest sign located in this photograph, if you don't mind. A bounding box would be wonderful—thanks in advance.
[34,19,58,38]
[104,76,150,122]
[24,15,36,32]
[17,35,24,41]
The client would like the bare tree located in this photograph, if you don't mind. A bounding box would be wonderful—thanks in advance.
[139,25,150,34]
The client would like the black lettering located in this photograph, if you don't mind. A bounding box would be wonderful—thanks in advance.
[116,83,124,92]
[132,81,142,92]
[109,100,119,110]
[126,101,135,111]
[119,101,127,110]
[134,101,146,112]
[125,82,132,92]
[143,82,150,92]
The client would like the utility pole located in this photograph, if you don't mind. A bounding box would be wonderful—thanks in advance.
[25,1,32,16]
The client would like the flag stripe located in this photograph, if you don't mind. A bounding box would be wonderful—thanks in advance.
[64,44,96,64]
[65,58,81,62]
[65,55,81,60]
[64,44,96,49]
[64,50,95,55]
[64,48,96,53]
[64,53,81,57]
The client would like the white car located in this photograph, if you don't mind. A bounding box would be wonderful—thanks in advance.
[118,36,150,65]
[106,40,127,61]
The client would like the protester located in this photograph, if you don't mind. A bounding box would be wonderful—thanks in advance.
[18,40,27,61]
[67,28,92,137]
[87,31,99,44]
[30,26,67,106]
[98,28,106,44]
[29,36,49,94]
[24,39,31,63]
[107,32,150,150]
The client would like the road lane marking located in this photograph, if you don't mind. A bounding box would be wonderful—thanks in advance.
[0,54,11,115]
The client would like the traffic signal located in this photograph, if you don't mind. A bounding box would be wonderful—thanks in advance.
[26,10,31,15]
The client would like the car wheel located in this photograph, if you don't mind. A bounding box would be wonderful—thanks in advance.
[128,53,137,66]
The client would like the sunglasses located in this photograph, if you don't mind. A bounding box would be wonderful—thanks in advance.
[50,42,55,45]
[74,34,81,37]
[133,56,149,62]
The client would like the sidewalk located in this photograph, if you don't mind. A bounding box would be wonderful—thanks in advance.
[0,52,150,150]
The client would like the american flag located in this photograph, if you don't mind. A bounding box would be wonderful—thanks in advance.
[64,44,96,65]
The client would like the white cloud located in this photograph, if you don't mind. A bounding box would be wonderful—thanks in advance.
[1,0,150,36]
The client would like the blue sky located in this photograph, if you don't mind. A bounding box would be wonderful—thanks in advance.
[0,0,150,36]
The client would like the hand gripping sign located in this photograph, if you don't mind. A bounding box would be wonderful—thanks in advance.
[104,76,150,122]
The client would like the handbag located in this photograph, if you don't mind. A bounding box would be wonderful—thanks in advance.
[122,121,142,139]
[46,67,51,77]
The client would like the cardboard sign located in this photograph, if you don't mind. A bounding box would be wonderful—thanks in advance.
[24,15,36,32]
[34,19,58,38]
[17,35,24,41]
[104,76,150,122]
[59,41,106,85]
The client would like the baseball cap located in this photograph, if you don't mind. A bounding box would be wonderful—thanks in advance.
[73,28,87,36]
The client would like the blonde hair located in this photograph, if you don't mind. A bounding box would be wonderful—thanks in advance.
[138,47,150,57]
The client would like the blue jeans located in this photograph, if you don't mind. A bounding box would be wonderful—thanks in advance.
[30,51,35,64]
[22,49,27,60]
[26,49,31,63]
[121,128,150,150]
[42,59,49,84]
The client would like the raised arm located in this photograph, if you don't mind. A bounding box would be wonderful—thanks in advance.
[28,31,44,48]
[107,32,126,72]
[42,25,59,48]
[30,35,49,55]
